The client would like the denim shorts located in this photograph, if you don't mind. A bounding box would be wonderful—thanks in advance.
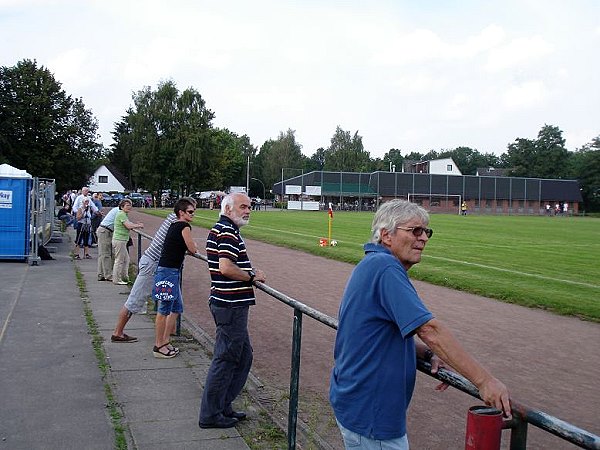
[336,419,409,450]
[153,266,183,316]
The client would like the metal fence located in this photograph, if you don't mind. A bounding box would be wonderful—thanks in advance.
[29,177,57,264]
[133,230,600,450]
[273,171,583,215]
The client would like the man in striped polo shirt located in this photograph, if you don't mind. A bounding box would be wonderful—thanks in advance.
[199,192,266,429]
[110,198,197,342]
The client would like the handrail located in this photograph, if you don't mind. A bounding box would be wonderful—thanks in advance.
[132,229,600,450]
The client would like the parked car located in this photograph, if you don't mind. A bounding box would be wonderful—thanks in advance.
[111,192,124,205]
[99,193,114,207]
[127,192,144,207]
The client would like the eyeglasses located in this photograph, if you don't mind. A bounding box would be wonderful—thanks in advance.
[396,226,433,238]
[186,210,195,215]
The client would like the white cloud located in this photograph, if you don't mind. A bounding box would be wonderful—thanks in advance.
[441,94,469,121]
[485,36,553,72]
[1,1,598,156]
[502,81,548,109]
[49,49,93,90]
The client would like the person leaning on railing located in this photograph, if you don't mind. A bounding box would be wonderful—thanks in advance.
[97,206,119,282]
[111,199,143,285]
[199,193,266,430]
[329,199,511,450]
[110,197,197,343]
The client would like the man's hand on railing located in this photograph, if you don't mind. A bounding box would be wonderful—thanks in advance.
[430,355,451,392]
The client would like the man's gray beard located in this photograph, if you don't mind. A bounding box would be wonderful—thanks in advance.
[233,217,249,227]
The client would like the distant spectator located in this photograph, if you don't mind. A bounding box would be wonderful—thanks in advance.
[57,205,76,228]
[91,192,104,245]
[74,198,94,259]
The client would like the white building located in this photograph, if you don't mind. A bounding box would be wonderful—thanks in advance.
[404,158,462,176]
[88,164,132,192]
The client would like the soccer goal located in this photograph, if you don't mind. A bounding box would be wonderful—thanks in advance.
[407,193,462,215]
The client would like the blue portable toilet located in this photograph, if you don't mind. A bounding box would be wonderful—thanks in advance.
[0,164,33,260]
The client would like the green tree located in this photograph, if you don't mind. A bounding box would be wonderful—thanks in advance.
[504,138,537,177]
[382,148,404,172]
[0,59,103,191]
[534,124,570,179]
[111,80,216,194]
[404,151,424,161]
[503,124,570,179]
[255,129,305,191]
[324,126,371,172]
[569,136,600,212]
[307,147,326,171]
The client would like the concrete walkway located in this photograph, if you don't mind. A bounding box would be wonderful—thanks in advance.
[0,229,250,450]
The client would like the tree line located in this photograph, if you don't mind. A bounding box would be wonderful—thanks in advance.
[1,59,599,211]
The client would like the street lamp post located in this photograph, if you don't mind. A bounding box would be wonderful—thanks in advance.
[246,154,250,193]
[251,177,266,210]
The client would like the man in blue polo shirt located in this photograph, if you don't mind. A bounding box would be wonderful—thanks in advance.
[199,192,266,429]
[330,199,511,449]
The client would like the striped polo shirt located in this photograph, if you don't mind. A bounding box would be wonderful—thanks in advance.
[145,213,178,262]
[207,215,255,308]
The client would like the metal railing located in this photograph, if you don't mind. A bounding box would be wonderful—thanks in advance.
[133,230,600,450]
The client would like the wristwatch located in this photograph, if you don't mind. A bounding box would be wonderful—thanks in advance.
[247,270,256,284]
[423,349,434,363]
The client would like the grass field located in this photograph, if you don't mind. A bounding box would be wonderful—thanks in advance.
[144,208,600,321]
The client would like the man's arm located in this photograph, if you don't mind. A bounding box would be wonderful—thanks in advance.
[219,258,266,282]
[416,318,511,417]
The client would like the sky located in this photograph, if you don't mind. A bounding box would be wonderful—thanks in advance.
[1,0,599,158]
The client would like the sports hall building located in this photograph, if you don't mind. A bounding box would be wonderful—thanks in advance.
[273,169,582,215]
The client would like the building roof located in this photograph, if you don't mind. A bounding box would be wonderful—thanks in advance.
[104,164,134,191]
[476,167,509,177]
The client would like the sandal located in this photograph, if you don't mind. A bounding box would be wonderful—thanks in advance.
[85,254,92,259]
[74,255,81,260]
[167,343,180,353]
[153,343,178,359]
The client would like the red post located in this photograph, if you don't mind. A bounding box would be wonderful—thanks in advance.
[465,406,503,450]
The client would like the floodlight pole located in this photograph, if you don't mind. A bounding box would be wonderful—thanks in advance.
[246,154,250,194]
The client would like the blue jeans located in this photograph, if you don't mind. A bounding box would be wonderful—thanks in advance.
[199,304,252,422]
[336,420,409,450]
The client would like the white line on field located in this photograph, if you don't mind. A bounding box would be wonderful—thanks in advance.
[425,255,600,289]
[247,226,600,290]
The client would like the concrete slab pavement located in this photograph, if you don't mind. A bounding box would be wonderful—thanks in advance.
[0,228,251,450]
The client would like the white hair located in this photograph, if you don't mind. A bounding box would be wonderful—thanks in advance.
[220,194,235,215]
[371,199,429,243]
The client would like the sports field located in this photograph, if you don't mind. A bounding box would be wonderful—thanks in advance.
[146,208,600,321]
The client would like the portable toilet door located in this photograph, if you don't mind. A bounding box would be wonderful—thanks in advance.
[0,164,33,260]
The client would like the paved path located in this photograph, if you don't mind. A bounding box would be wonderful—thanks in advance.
[130,210,600,450]
[0,227,250,450]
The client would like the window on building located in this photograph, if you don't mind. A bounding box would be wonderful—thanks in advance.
[98,175,108,183]
[447,164,452,172]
